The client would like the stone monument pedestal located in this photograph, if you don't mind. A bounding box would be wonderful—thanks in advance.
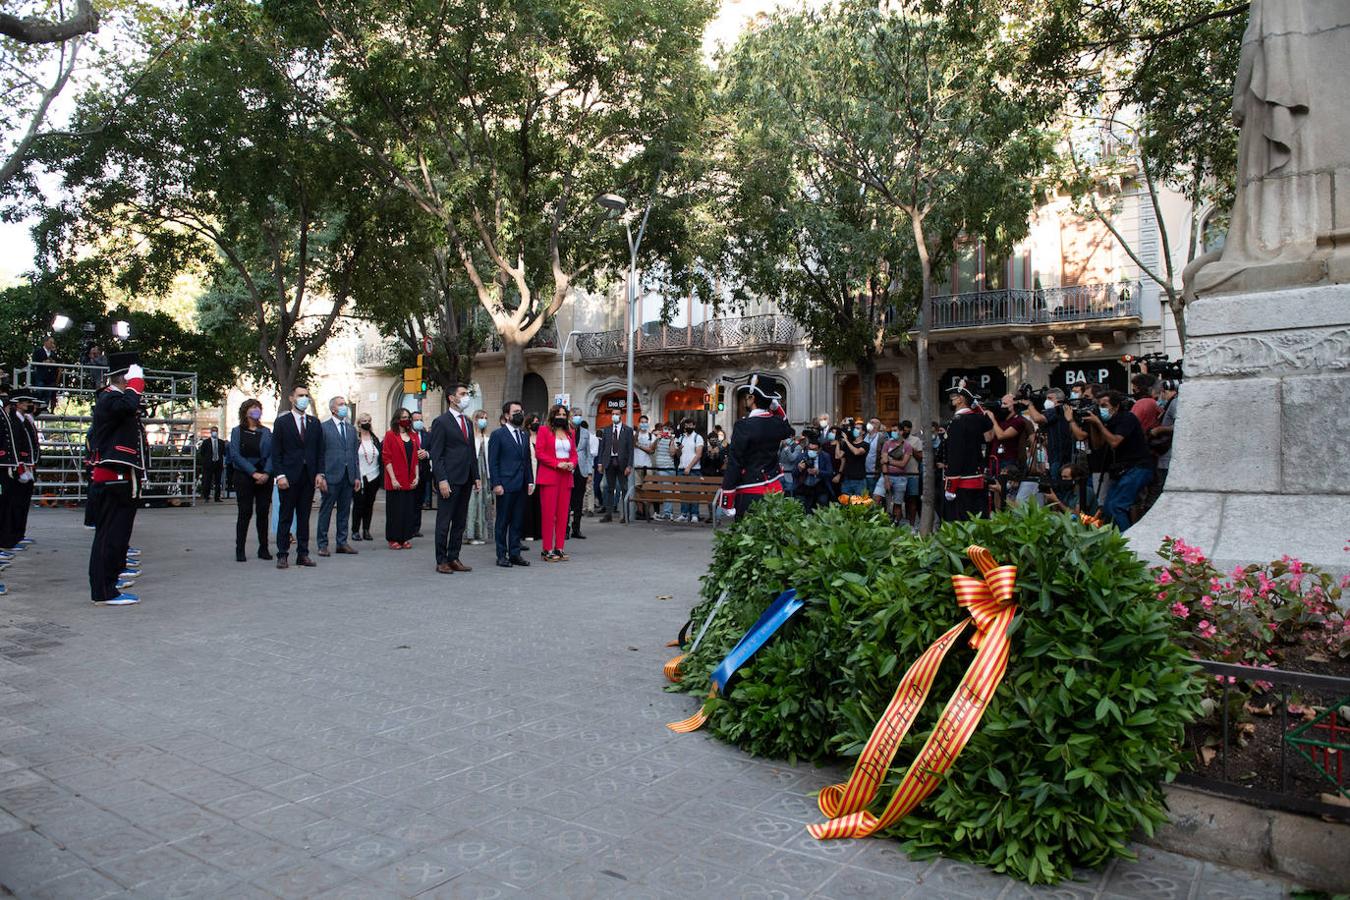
[1127,284,1350,572]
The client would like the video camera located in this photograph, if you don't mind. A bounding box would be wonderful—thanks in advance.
[1012,382,1049,413]
[1122,352,1184,381]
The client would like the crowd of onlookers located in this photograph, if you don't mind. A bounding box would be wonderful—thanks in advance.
[205,371,1178,562]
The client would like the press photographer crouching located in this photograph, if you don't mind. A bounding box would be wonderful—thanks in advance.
[1067,390,1152,531]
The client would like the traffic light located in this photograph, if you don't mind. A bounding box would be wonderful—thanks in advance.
[402,364,423,396]
[714,385,725,412]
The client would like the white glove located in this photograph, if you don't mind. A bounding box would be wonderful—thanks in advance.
[126,364,145,381]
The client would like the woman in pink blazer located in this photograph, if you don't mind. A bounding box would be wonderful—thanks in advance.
[534,403,579,561]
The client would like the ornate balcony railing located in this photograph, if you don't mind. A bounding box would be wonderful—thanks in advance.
[927,281,1140,331]
[575,314,800,362]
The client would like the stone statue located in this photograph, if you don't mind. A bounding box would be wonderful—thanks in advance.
[1190,1,1350,296]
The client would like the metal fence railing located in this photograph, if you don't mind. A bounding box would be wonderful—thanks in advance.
[928,281,1141,330]
[576,314,801,362]
[1179,657,1350,822]
[11,362,199,506]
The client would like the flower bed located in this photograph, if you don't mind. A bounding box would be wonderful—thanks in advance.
[1154,537,1350,807]
[670,497,1202,883]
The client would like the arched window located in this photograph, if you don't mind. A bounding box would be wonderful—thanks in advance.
[1201,210,1228,254]
[521,373,549,417]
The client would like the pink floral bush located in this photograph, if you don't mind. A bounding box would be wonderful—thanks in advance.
[1154,536,1349,669]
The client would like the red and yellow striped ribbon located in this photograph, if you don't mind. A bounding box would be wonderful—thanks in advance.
[667,688,715,732]
[1079,511,1106,528]
[663,654,686,683]
[809,546,1017,840]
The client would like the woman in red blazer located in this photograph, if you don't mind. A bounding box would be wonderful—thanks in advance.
[381,410,421,549]
[534,403,579,562]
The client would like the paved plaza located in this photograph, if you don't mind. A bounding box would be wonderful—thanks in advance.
[0,503,1296,898]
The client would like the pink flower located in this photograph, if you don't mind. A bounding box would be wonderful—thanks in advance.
[1200,595,1214,610]
[1157,591,1169,602]
[1197,620,1217,638]
[1267,622,1279,631]
[1214,675,1237,685]
[1171,602,1189,618]
[1156,569,1174,585]
[1240,587,1255,602]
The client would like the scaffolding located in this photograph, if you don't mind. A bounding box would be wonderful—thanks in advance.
[10,362,199,506]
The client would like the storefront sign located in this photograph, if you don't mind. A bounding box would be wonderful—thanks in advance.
[1049,360,1128,393]
[939,367,1007,401]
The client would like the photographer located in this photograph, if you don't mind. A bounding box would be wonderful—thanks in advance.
[1150,381,1179,492]
[984,395,1028,510]
[795,432,834,513]
[837,417,869,496]
[1070,390,1153,531]
[1129,373,1163,432]
[1024,388,1073,506]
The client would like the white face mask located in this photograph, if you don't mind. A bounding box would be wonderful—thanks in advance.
[1043,399,1055,411]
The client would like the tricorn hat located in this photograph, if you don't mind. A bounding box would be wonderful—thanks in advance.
[106,351,140,379]
[946,383,977,403]
[739,374,782,401]
[9,390,39,404]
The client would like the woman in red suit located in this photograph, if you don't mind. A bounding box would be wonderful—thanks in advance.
[533,403,579,562]
[382,410,421,549]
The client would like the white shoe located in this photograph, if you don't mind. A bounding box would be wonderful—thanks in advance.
[674,515,688,523]
[691,516,701,523]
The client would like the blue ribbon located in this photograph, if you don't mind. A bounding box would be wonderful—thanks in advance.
[710,589,804,694]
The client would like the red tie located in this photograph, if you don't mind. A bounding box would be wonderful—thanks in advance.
[458,414,469,442]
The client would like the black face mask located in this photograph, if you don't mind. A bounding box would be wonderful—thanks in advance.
[510,412,525,427]
[551,417,566,429]
[683,426,694,433]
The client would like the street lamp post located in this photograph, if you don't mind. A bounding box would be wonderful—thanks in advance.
[558,329,584,407]
[598,192,655,429]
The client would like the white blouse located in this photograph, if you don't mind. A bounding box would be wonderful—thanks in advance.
[554,435,572,459]
[358,437,381,480]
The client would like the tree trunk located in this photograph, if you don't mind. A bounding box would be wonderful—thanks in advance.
[501,336,527,405]
[1164,286,1187,349]
[911,214,937,535]
[858,354,878,420]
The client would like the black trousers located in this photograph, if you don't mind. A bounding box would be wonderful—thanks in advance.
[434,481,472,564]
[234,472,271,553]
[89,480,137,601]
[942,486,988,522]
[353,476,380,535]
[276,470,315,558]
[84,478,101,527]
[569,471,588,534]
[494,489,525,562]
[385,489,418,543]
[201,462,223,500]
[0,477,34,548]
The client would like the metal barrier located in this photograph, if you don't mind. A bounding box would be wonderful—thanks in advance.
[10,362,199,505]
[927,282,1140,330]
[1179,657,1350,822]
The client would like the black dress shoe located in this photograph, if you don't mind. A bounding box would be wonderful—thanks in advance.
[258,548,273,560]
[296,556,317,567]
[496,559,513,568]
[236,550,247,562]
[570,531,587,539]
[508,557,530,566]
[351,533,363,542]
[362,531,373,541]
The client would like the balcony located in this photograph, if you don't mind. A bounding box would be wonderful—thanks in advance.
[926,282,1140,331]
[575,314,801,367]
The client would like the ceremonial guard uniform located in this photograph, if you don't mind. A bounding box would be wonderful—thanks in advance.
[88,353,148,606]
[720,377,793,520]
[0,391,40,549]
[940,386,994,522]
[0,389,15,589]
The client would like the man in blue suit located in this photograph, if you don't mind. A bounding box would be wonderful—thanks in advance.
[269,385,327,569]
[487,399,534,568]
[316,394,360,557]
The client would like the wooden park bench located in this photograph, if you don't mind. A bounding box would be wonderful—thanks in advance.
[633,472,724,527]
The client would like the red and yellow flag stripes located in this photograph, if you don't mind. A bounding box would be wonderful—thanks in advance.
[809,546,1018,841]
[667,688,715,732]
[663,654,686,683]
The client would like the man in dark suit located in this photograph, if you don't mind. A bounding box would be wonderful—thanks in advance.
[316,394,360,557]
[594,410,635,523]
[197,427,225,501]
[269,385,327,569]
[427,382,481,574]
[487,400,534,568]
[31,336,59,411]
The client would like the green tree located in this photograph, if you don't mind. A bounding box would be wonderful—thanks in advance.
[724,2,1054,532]
[715,27,921,418]
[53,0,390,409]
[281,0,716,400]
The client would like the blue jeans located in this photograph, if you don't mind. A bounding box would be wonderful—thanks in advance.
[656,468,675,516]
[316,478,354,549]
[840,478,867,497]
[1103,465,1152,532]
[680,501,699,519]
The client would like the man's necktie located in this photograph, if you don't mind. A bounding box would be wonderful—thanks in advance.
[458,414,469,442]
